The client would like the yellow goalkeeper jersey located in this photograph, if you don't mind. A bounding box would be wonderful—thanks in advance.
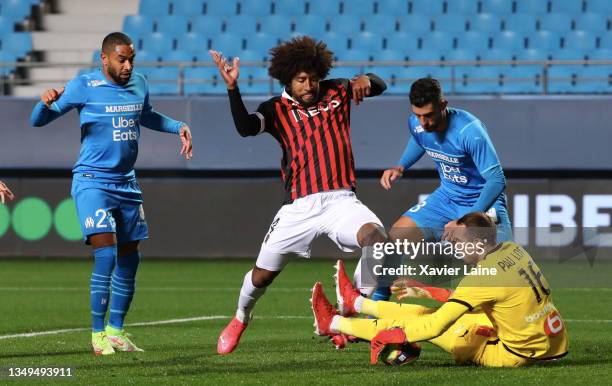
[449,241,569,360]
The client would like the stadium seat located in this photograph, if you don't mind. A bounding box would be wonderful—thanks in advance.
[562,30,597,51]
[240,66,272,94]
[362,15,399,35]
[598,31,611,49]
[0,51,17,76]
[515,0,551,14]
[162,50,196,63]
[139,0,171,15]
[481,0,514,14]
[574,13,609,32]
[349,32,382,52]
[327,14,363,35]
[444,0,480,14]
[259,15,294,36]
[335,49,370,63]
[377,0,409,14]
[1,32,32,58]
[384,32,420,52]
[421,31,455,51]
[585,0,612,13]
[588,48,612,61]
[527,30,559,51]
[191,17,224,35]
[224,15,260,37]
[576,65,611,93]
[205,0,239,16]
[211,33,245,52]
[134,50,160,65]
[537,13,575,33]
[123,15,154,41]
[175,32,207,56]
[147,67,180,95]
[293,15,328,36]
[0,0,34,20]
[502,14,538,32]
[550,0,586,14]
[456,31,491,51]
[479,48,517,61]
[494,31,526,51]
[234,49,268,62]
[239,0,273,16]
[455,66,503,94]
[329,66,362,79]
[408,49,443,63]
[467,14,502,33]
[409,0,445,15]
[341,0,376,15]
[307,0,341,14]
[141,32,175,55]
[0,16,15,34]
[516,48,551,61]
[172,0,205,15]
[376,49,408,62]
[551,49,588,62]
[396,15,432,34]
[311,32,348,52]
[547,65,579,93]
[273,0,307,16]
[500,66,543,93]
[433,14,468,33]
[155,15,190,36]
[184,66,222,95]
[443,49,480,62]
[245,32,278,54]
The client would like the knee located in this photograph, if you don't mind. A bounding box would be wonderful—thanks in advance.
[118,241,140,257]
[251,267,279,288]
[357,222,387,247]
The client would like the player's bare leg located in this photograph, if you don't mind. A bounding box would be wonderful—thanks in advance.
[217,266,282,355]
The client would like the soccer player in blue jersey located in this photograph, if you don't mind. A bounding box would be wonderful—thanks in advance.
[30,32,193,355]
[374,78,511,301]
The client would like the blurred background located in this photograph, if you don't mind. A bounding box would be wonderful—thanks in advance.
[0,0,611,258]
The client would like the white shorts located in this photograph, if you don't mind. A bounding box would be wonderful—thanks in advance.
[255,190,383,271]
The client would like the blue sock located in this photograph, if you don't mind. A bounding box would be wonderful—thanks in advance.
[108,251,140,330]
[90,245,117,332]
[371,286,391,301]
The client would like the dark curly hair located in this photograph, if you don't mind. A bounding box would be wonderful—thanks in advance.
[268,36,334,86]
[409,78,443,107]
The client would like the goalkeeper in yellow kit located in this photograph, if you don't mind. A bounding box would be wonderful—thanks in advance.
[310,212,569,367]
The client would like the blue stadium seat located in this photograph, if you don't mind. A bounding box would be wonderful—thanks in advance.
[547,65,580,93]
[311,32,348,52]
[502,14,538,32]
[455,66,503,94]
[588,48,612,61]
[139,0,171,15]
[481,0,514,14]
[0,0,33,20]
[224,15,259,37]
[239,0,273,16]
[245,32,277,54]
[123,15,154,41]
[444,0,480,14]
[396,15,432,34]
[515,0,551,14]
[134,50,160,65]
[0,16,15,33]
[376,49,408,62]
[329,66,362,79]
[148,67,180,95]
[443,49,479,62]
[377,0,409,14]
[585,0,612,13]
[240,66,272,94]
[493,31,526,51]
[172,0,205,15]
[500,66,543,93]
[293,15,328,36]
[563,30,597,51]
[421,31,455,51]
[528,30,559,50]
[141,32,174,55]
[550,0,585,13]
[191,17,224,35]
[162,50,196,63]
[408,49,443,63]
[155,15,190,36]
[479,48,517,61]
[1,32,32,57]
[551,49,588,62]
[176,32,207,55]
[576,66,611,93]
[433,14,468,33]
[259,15,294,36]
[335,49,370,63]
[456,31,490,51]
[273,0,307,16]
[0,51,17,76]
[327,14,363,34]
[574,13,609,32]
[211,33,245,52]
[205,0,239,16]
[467,14,502,33]
[235,49,268,62]
[184,66,222,95]
[516,48,551,61]
[409,0,444,14]
[538,13,574,33]
[384,32,420,52]
[363,15,399,34]
[341,0,376,15]
[599,31,611,49]
[349,32,383,52]
[307,0,340,14]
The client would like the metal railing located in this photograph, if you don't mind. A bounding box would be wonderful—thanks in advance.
[0,59,610,96]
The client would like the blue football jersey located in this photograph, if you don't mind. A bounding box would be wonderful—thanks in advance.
[31,70,184,181]
[408,108,502,202]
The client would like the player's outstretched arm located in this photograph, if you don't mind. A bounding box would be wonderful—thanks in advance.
[350,73,387,105]
[209,50,264,137]
[0,180,15,204]
[30,87,65,126]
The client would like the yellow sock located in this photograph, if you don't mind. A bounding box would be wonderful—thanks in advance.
[338,317,398,341]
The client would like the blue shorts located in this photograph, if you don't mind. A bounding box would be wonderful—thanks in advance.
[71,174,149,244]
[403,188,512,242]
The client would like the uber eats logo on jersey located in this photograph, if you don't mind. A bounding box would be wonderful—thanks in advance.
[0,197,81,242]
[112,117,139,142]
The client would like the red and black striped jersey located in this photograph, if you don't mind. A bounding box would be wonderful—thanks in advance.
[255,79,355,203]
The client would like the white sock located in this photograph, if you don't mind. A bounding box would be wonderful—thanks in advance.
[236,270,267,324]
[353,296,364,313]
[353,258,376,296]
[330,315,341,334]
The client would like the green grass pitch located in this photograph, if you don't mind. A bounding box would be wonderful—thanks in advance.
[0,259,611,385]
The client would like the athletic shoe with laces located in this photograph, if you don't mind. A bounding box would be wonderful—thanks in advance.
[310,282,338,336]
[217,317,248,355]
[91,331,115,356]
[105,326,144,352]
[334,259,362,317]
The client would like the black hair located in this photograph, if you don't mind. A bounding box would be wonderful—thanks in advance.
[102,32,133,54]
[268,35,333,86]
[409,78,443,107]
